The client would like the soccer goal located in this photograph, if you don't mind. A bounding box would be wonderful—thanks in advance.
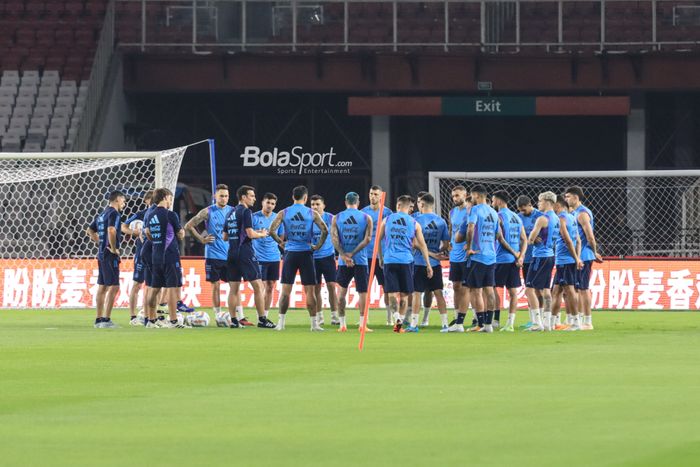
[0,144,204,308]
[429,170,700,258]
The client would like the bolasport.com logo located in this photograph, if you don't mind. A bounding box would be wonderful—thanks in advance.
[240,146,353,175]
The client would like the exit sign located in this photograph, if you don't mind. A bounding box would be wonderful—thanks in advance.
[442,97,536,116]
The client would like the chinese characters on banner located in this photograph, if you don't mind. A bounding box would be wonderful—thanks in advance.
[2,259,700,310]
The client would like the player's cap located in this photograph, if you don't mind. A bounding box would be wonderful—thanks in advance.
[345,192,359,204]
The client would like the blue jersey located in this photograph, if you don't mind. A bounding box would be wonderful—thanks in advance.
[225,204,254,257]
[204,204,233,260]
[556,211,578,265]
[382,212,416,264]
[449,205,469,263]
[532,210,558,258]
[336,208,371,266]
[252,211,284,262]
[148,207,182,265]
[140,205,157,266]
[519,208,543,263]
[90,206,122,261]
[459,203,498,265]
[312,211,334,259]
[282,204,314,252]
[125,208,147,259]
[414,213,449,267]
[573,204,596,262]
[361,205,393,259]
[496,208,523,264]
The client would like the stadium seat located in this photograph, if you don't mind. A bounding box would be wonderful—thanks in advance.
[41,70,60,85]
[2,133,21,152]
[23,141,43,152]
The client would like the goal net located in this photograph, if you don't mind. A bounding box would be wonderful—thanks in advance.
[0,146,188,307]
[429,170,700,258]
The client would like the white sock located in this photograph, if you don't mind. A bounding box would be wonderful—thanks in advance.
[507,313,516,326]
[422,306,430,322]
[573,314,581,327]
[533,309,542,326]
[529,308,535,323]
[543,311,552,327]
[440,314,448,326]
[410,314,419,328]
[331,310,339,318]
[387,309,392,321]
[585,315,592,325]
[264,309,269,318]
[278,314,286,326]
[236,305,244,319]
[340,316,346,327]
[551,314,558,328]
[392,311,401,323]
[565,314,571,325]
[310,315,317,327]
[213,306,221,313]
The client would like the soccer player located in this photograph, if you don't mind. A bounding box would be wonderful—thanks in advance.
[185,184,251,326]
[491,191,527,332]
[517,195,543,328]
[310,194,338,326]
[452,185,499,333]
[411,194,450,332]
[122,190,153,326]
[551,194,583,331]
[86,190,126,328]
[362,186,394,325]
[524,191,560,332]
[144,188,186,328]
[223,185,276,329]
[252,193,284,319]
[378,195,432,333]
[448,186,471,325]
[138,200,158,327]
[331,192,373,332]
[269,185,328,331]
[565,186,603,331]
[410,191,435,326]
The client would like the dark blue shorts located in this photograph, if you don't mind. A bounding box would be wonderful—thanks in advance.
[205,258,228,283]
[143,261,152,287]
[522,262,531,282]
[383,263,414,294]
[368,257,385,286]
[414,265,443,292]
[227,249,261,282]
[553,263,577,287]
[463,261,495,288]
[151,261,183,288]
[449,261,467,282]
[132,255,145,284]
[282,251,316,286]
[97,254,120,286]
[495,262,521,289]
[336,265,369,293]
[314,254,337,284]
[259,261,280,281]
[525,256,554,290]
[576,260,593,290]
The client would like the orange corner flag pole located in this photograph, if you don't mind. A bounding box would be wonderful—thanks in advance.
[358,192,387,351]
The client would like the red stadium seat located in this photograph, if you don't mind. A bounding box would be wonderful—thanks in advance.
[64,2,85,17]
[44,2,66,18]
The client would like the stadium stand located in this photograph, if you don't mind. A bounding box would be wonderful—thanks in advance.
[0,0,106,152]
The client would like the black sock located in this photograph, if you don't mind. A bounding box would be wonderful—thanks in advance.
[494,310,501,321]
[476,312,485,327]
[231,317,239,324]
[485,310,494,325]
[157,315,165,321]
[149,319,156,324]
[95,317,103,323]
[455,312,466,324]
[170,319,178,324]
[130,315,136,320]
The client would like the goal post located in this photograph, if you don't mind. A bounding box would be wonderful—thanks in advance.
[429,170,700,258]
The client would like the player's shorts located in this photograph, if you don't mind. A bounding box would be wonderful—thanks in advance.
[576,260,593,290]
[143,260,152,287]
[553,263,577,287]
[336,265,369,293]
[205,258,228,283]
[259,261,280,281]
[522,262,531,281]
[449,261,468,282]
[314,254,337,284]
[151,261,183,288]
[414,265,443,292]
[368,257,385,286]
[525,256,554,290]
[132,255,145,284]
[463,261,495,288]
[282,251,316,286]
[97,254,120,286]
[495,262,521,289]
[227,249,261,282]
[383,263,414,294]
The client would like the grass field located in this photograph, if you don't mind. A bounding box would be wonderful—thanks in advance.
[1,309,700,466]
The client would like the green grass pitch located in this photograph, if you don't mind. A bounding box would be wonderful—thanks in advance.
[1,309,700,466]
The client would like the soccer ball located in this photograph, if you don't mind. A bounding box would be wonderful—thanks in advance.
[215,311,232,327]
[186,311,211,327]
[129,219,144,232]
